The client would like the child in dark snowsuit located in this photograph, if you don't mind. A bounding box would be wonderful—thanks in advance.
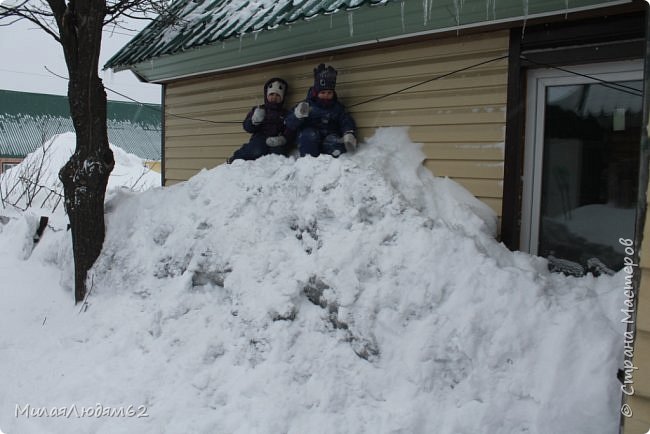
[229,78,292,162]
[285,64,357,158]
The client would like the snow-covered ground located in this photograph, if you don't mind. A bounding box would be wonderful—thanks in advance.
[0,128,625,433]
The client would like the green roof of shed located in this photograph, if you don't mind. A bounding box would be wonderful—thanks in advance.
[0,90,162,160]
[105,0,630,83]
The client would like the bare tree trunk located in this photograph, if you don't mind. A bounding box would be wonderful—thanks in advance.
[52,0,115,303]
[2,0,175,304]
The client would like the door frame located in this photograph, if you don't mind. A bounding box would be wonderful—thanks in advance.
[520,60,644,255]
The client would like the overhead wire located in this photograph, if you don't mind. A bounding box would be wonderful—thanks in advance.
[103,85,241,125]
[103,54,515,125]
[347,54,510,108]
[41,52,644,127]
[42,66,241,125]
[519,55,643,97]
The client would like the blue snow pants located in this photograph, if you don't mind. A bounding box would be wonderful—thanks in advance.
[298,128,346,158]
[230,135,288,162]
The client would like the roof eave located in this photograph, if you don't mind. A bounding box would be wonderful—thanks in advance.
[112,0,634,83]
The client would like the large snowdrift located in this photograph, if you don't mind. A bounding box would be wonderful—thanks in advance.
[0,132,159,215]
[0,128,625,434]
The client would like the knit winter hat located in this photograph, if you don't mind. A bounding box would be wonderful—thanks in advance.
[265,78,287,102]
[313,64,337,93]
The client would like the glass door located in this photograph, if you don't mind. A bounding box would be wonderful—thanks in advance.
[521,61,644,275]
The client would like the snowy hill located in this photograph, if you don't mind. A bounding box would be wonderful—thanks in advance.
[0,128,624,434]
[0,132,159,215]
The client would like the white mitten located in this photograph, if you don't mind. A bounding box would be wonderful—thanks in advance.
[294,102,310,119]
[266,136,287,147]
[251,107,265,124]
[343,132,357,151]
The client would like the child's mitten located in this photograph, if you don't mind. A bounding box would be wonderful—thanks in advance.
[251,107,266,124]
[294,102,310,119]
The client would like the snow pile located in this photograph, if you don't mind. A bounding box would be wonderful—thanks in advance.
[0,132,159,214]
[0,128,625,434]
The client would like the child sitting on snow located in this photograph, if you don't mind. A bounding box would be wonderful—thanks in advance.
[285,64,357,158]
[228,78,292,162]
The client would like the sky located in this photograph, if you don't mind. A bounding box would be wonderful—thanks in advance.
[0,15,161,104]
[0,128,628,434]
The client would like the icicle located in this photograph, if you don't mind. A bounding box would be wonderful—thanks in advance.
[521,0,528,37]
[330,14,333,29]
[453,0,461,28]
[564,0,569,18]
[348,11,354,37]
[105,67,112,84]
[423,0,428,25]
[239,33,243,53]
[422,0,434,25]
[400,1,406,32]
[485,0,496,20]
[485,0,497,20]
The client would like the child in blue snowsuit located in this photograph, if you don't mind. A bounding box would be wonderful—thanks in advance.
[229,78,292,162]
[285,64,357,158]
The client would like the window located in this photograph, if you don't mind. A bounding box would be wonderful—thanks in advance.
[521,61,643,275]
[1,162,18,174]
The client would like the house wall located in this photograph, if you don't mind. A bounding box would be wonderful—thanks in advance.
[163,30,509,216]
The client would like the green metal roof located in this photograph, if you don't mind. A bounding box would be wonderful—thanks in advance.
[105,0,631,82]
[106,0,386,70]
[0,90,162,160]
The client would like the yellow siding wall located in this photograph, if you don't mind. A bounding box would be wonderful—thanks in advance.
[164,30,509,215]
[625,179,650,433]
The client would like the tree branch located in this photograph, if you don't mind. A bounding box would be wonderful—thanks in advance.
[0,1,62,42]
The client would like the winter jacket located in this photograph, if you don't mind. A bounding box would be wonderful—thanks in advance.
[243,77,293,142]
[285,88,356,138]
[243,103,289,139]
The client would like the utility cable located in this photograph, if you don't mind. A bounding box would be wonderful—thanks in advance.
[43,53,644,127]
[103,84,241,125]
[106,55,514,123]
[43,65,242,125]
[347,54,510,108]
[520,55,643,97]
